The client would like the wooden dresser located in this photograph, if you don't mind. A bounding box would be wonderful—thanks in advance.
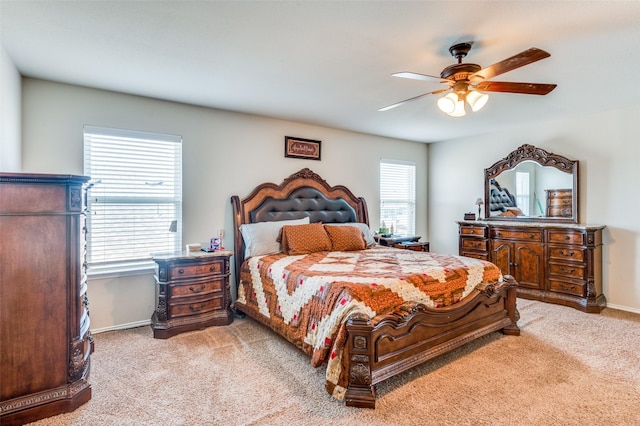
[458,220,606,313]
[0,173,92,425]
[151,250,233,338]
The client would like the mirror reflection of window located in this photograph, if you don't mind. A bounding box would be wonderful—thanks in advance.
[515,171,530,216]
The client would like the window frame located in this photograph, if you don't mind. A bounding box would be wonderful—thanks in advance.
[379,159,416,236]
[83,125,183,277]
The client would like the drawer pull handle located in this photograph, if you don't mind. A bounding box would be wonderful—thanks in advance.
[495,232,501,237]
[178,269,185,274]
[189,303,206,313]
[559,267,576,274]
[529,234,535,239]
[209,266,217,272]
[559,250,575,257]
[559,283,576,291]
[564,236,570,240]
[189,284,206,293]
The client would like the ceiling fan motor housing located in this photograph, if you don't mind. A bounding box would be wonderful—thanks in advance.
[440,63,482,80]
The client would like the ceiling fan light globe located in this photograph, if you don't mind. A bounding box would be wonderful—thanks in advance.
[466,90,489,112]
[448,99,466,117]
[437,93,458,114]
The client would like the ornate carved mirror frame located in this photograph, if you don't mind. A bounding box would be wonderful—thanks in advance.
[484,144,579,223]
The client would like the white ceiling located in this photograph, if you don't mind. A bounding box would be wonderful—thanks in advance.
[2,1,640,143]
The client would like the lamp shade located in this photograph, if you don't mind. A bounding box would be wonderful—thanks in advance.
[449,98,466,117]
[438,93,466,117]
[437,93,458,114]
[466,90,489,112]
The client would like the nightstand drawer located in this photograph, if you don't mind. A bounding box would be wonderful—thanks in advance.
[169,297,224,318]
[171,278,225,298]
[169,259,224,279]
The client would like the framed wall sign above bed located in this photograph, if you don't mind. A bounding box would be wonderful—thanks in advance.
[231,168,520,408]
[284,136,321,160]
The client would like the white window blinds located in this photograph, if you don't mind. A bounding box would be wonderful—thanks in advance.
[380,159,416,235]
[84,126,182,274]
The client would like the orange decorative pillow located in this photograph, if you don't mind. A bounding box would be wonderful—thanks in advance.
[324,225,367,251]
[280,223,332,255]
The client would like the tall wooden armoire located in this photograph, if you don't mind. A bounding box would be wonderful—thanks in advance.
[0,173,92,425]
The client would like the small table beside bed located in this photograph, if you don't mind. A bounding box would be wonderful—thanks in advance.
[231,168,520,408]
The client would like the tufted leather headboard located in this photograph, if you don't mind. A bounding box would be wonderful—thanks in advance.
[488,179,517,213]
[231,168,369,288]
[250,187,358,224]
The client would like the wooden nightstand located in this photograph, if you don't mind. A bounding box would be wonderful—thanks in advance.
[151,250,233,339]
[374,234,421,246]
[393,241,430,252]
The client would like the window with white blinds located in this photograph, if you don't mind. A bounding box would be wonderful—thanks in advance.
[380,159,416,235]
[83,125,182,275]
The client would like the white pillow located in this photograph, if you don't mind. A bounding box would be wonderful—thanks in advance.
[239,217,310,258]
[324,222,377,247]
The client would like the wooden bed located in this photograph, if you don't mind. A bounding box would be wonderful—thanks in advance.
[231,168,520,408]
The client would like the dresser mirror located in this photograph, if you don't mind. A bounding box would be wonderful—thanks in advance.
[484,144,578,223]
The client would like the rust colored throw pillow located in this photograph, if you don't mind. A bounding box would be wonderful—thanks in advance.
[324,225,367,251]
[280,223,332,255]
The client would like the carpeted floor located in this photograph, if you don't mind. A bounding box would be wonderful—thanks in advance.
[28,299,640,426]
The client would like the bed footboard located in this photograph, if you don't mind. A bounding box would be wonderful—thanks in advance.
[343,276,520,408]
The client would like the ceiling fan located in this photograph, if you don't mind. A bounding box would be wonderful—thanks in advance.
[379,42,557,116]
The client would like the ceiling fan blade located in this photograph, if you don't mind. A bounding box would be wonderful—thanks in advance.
[378,88,450,111]
[474,81,557,95]
[470,48,551,81]
[391,72,448,83]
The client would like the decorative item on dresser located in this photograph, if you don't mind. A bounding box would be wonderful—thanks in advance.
[458,220,605,313]
[0,173,93,425]
[151,250,233,339]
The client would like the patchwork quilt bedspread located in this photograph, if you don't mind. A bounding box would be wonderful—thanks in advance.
[234,245,503,399]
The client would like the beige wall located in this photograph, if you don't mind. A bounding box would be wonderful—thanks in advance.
[17,76,640,330]
[428,105,640,313]
[0,43,21,171]
[21,78,428,331]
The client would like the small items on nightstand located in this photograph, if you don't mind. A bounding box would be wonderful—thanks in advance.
[464,212,476,220]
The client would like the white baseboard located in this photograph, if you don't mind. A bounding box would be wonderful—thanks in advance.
[605,303,640,315]
[91,319,151,334]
